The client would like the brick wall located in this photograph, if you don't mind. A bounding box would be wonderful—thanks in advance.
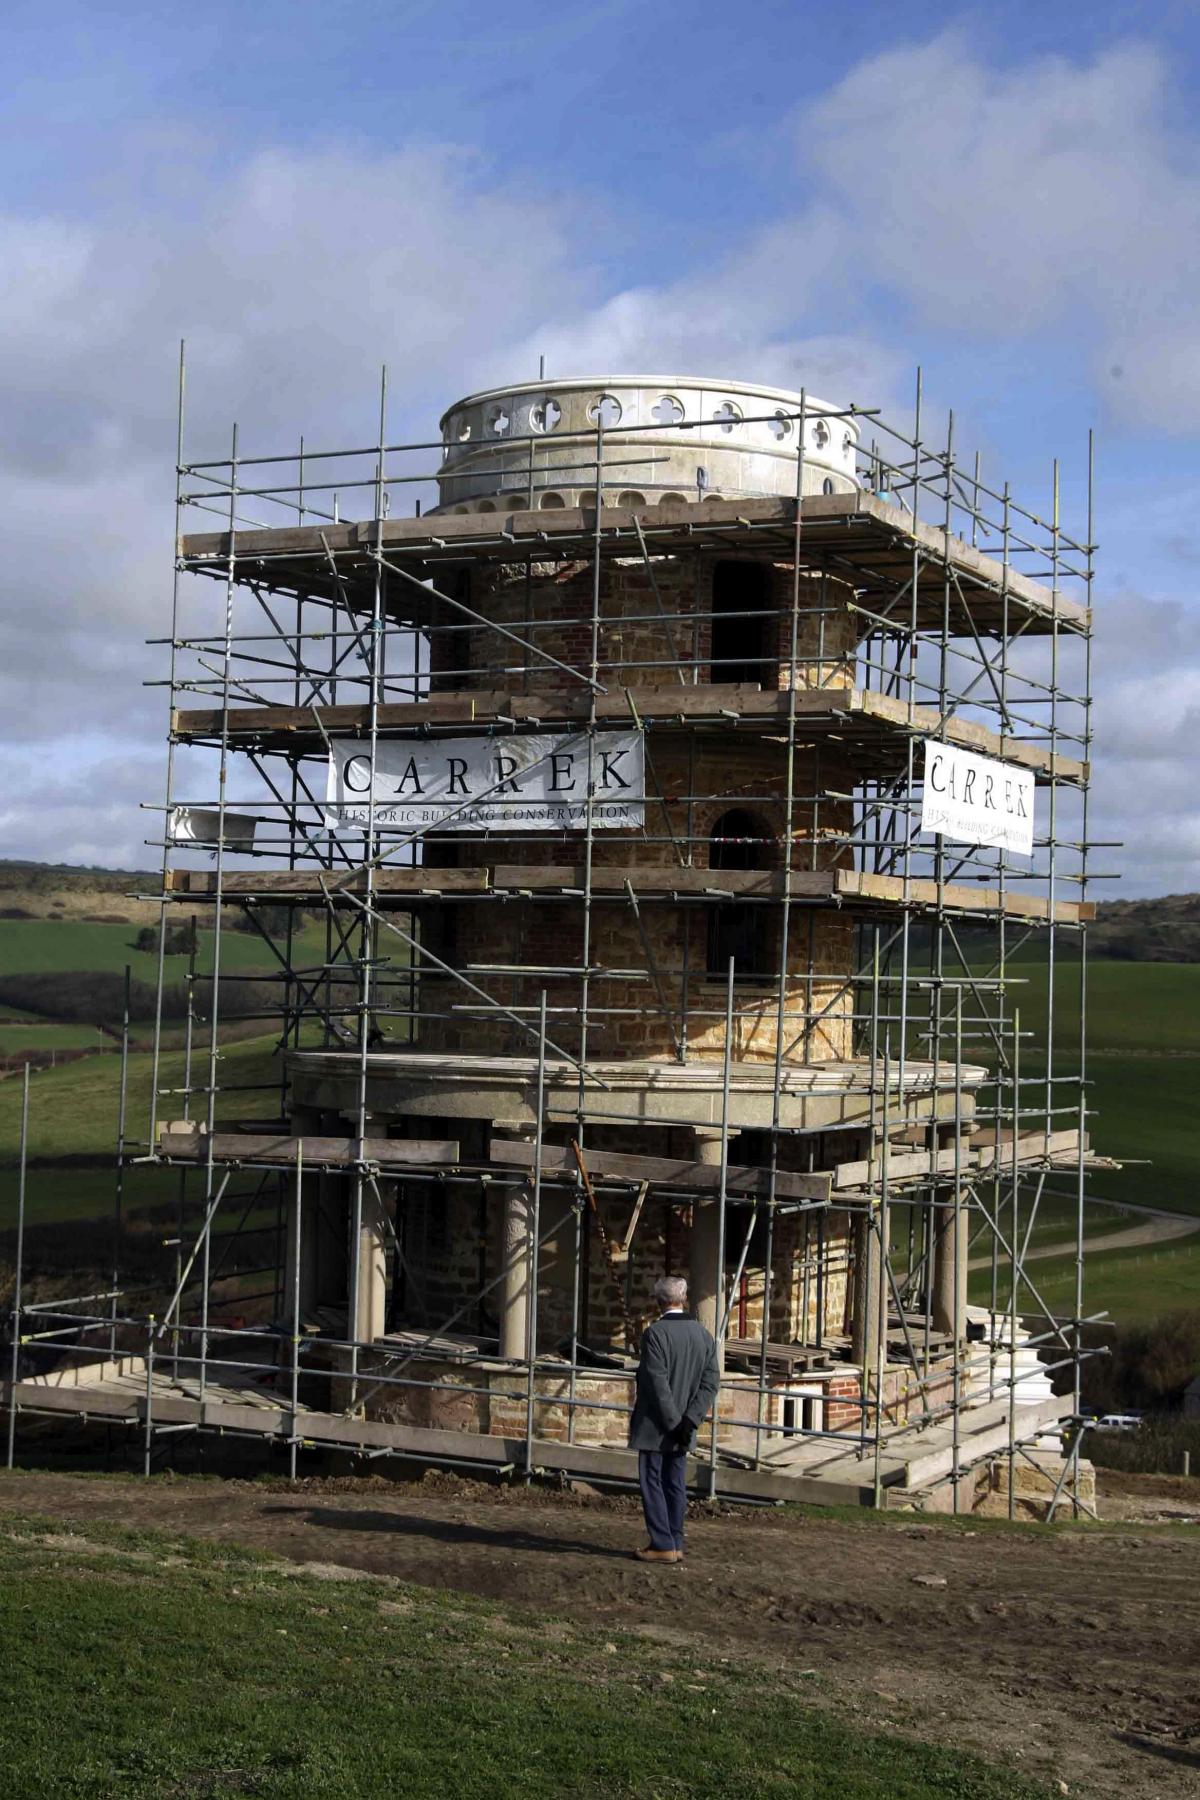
[825,1373,864,1431]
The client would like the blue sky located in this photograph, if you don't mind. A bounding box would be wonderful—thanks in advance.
[2,1,1199,892]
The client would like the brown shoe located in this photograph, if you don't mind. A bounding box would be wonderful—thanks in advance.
[635,1545,680,1563]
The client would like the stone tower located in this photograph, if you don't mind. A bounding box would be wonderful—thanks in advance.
[285,375,966,1444]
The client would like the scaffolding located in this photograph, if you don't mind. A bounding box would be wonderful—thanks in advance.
[4,359,1111,1516]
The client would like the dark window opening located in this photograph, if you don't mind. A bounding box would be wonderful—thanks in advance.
[425,1185,450,1257]
[709,808,763,872]
[725,1205,771,1270]
[434,905,458,966]
[711,562,772,686]
[433,570,472,691]
[707,807,772,981]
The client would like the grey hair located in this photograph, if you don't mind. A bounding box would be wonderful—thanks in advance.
[653,1275,688,1309]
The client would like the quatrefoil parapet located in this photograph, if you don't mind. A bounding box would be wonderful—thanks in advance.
[587,393,623,429]
[530,397,563,433]
[433,376,859,515]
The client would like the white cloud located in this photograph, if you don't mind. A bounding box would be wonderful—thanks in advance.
[0,133,905,870]
[800,35,1200,432]
[515,212,903,407]
[0,142,593,477]
[0,140,600,851]
[1084,587,1200,896]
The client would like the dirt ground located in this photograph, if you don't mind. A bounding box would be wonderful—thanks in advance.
[1095,1468,1200,1525]
[1,1465,1198,1799]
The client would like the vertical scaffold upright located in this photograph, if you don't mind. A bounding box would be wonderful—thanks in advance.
[5,366,1107,1516]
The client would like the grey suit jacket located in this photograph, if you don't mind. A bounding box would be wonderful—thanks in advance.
[628,1312,720,1453]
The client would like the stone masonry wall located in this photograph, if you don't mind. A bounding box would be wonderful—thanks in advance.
[428,555,856,694]
[418,551,859,1065]
[398,1149,853,1358]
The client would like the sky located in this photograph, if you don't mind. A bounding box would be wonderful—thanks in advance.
[2,0,1199,896]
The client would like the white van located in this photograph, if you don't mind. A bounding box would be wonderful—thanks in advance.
[1095,1413,1142,1432]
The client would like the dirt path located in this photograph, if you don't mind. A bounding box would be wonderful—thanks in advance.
[1,1467,1197,1798]
[968,1209,1200,1272]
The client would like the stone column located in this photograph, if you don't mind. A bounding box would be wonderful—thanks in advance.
[499,1179,534,1361]
[850,1208,883,1385]
[351,1176,389,1347]
[930,1193,967,1341]
[689,1129,732,1371]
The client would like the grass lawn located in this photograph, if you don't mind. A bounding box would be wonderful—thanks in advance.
[0,1512,1039,1800]
[0,918,330,981]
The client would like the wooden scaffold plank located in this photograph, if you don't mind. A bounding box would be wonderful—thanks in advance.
[156,1128,459,1169]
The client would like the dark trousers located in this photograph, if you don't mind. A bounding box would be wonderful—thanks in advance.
[638,1450,688,1551]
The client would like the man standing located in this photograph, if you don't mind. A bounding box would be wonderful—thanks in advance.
[628,1275,720,1564]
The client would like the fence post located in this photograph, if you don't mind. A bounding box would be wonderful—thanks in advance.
[5,1063,31,1470]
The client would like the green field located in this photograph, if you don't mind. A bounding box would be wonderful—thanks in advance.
[891,943,1200,1321]
[0,1035,279,1170]
[2,1164,176,1229]
[1086,1054,1199,1214]
[981,1233,1200,1322]
[0,1511,1038,1800]
[955,1032,1200,1315]
[999,953,1200,1055]
[0,1035,284,1232]
[953,1048,1200,1247]
[0,903,1195,1325]
[0,918,329,982]
[0,1023,108,1052]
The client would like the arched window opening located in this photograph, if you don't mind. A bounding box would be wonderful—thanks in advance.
[709,807,763,871]
[707,807,772,981]
[711,562,771,686]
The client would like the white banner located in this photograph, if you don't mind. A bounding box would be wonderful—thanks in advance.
[920,740,1035,857]
[325,731,644,833]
